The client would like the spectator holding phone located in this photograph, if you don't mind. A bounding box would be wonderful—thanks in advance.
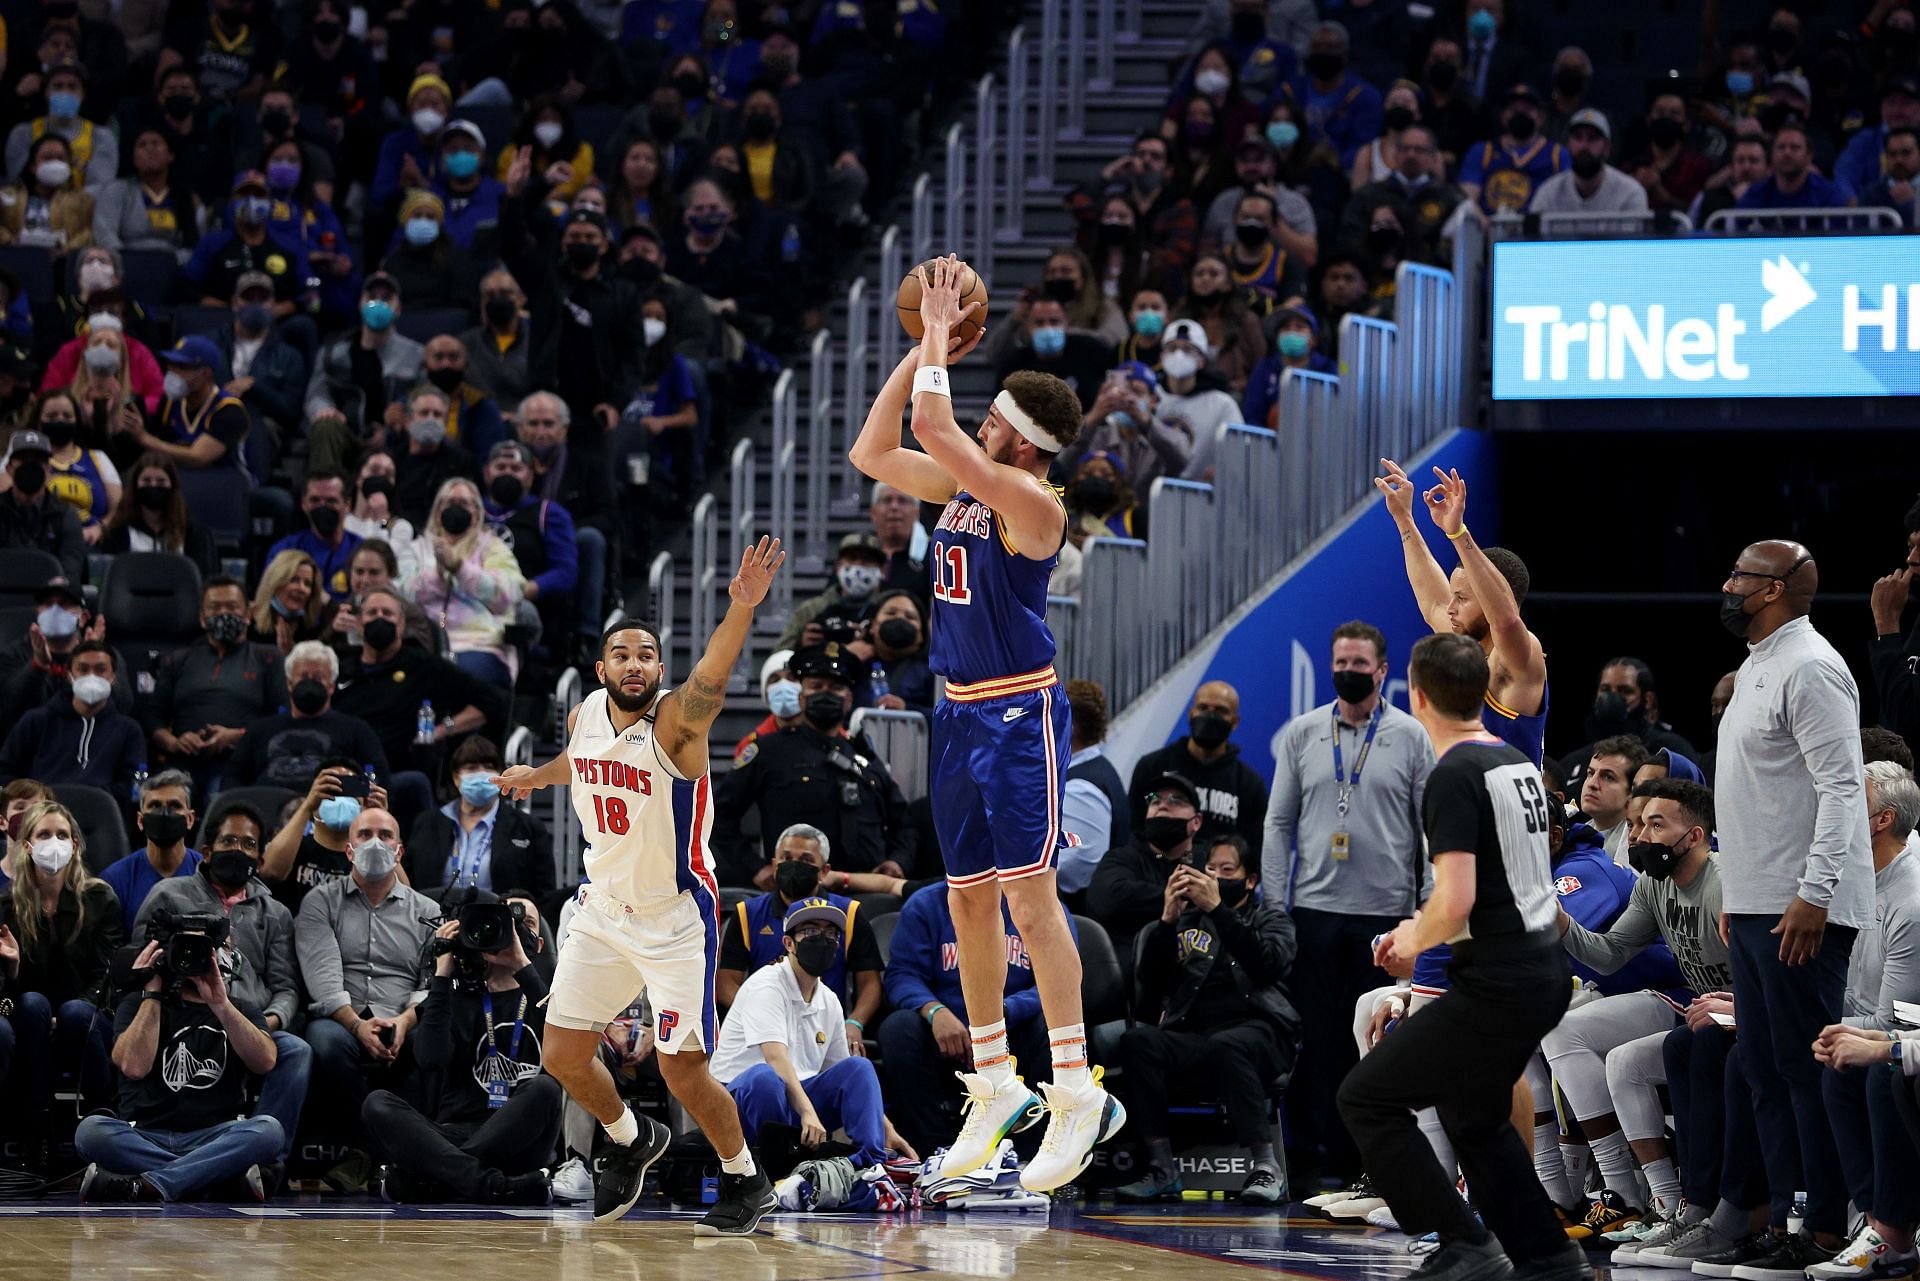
[260,759,392,915]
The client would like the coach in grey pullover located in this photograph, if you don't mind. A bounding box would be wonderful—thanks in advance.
[1843,763,1920,1030]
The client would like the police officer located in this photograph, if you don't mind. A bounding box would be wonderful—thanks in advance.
[714,642,916,887]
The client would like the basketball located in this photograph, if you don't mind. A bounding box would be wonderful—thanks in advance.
[896,258,988,345]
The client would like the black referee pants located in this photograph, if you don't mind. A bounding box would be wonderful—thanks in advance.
[1287,905,1400,1177]
[1338,947,1571,1264]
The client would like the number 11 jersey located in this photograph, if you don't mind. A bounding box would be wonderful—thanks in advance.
[566,687,719,907]
[927,486,1064,686]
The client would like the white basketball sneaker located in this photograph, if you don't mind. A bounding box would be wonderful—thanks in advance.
[1019,1069,1127,1193]
[933,1070,1045,1180]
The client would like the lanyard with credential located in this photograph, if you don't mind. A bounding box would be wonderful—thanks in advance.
[1331,702,1383,820]
[481,988,528,1109]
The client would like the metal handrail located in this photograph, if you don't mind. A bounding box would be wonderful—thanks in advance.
[910,173,933,266]
[1703,206,1900,234]
[807,326,835,554]
[690,493,717,655]
[973,75,996,280]
[770,368,797,613]
[1276,368,1337,564]
[1063,0,1085,139]
[841,278,870,509]
[646,551,676,666]
[1091,0,1115,90]
[729,437,755,552]
[1036,0,1060,187]
[877,225,904,373]
[1003,26,1028,238]
[551,665,583,882]
[1075,537,1150,706]
[1122,0,1141,42]
[1395,261,1456,458]
[1338,313,1397,526]
[503,727,533,813]
[943,122,965,254]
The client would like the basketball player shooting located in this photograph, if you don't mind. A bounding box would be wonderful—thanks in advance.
[491,536,786,1234]
[848,255,1125,1192]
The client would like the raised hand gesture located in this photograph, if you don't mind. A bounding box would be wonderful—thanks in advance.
[729,536,785,607]
[490,764,545,801]
[916,255,981,349]
[1423,465,1467,537]
[1374,457,1418,526]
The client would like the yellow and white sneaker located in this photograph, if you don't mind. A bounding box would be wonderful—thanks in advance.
[1019,1068,1127,1193]
[929,1070,1044,1181]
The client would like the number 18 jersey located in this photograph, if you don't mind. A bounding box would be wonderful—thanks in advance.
[566,687,718,906]
[927,486,1064,686]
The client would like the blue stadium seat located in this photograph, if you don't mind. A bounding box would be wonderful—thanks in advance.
[0,245,54,307]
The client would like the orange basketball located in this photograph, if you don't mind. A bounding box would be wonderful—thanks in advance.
[896,259,988,345]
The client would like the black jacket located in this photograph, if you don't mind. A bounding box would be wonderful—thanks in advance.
[0,490,85,580]
[413,966,549,1124]
[1127,738,1270,855]
[212,327,309,431]
[1138,894,1299,1047]
[1085,836,1187,953]
[1872,612,1920,763]
[713,724,916,882]
[405,804,555,898]
[0,881,125,1005]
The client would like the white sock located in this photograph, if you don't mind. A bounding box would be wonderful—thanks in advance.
[720,1146,757,1177]
[1587,1131,1640,1204]
[1533,1121,1575,1206]
[604,1106,639,1147]
[1563,1141,1594,1200]
[970,1020,1016,1088]
[1644,1157,1682,1215]
[1049,1023,1090,1093]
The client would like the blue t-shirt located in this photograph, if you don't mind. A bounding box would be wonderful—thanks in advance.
[100,849,203,933]
[1736,172,1850,209]
[1460,138,1570,213]
[626,354,697,422]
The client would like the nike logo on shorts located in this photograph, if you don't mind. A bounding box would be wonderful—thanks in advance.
[1002,707,1028,723]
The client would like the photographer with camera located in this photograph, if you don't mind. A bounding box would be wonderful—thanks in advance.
[776,533,890,651]
[75,919,283,1203]
[137,803,309,1166]
[295,806,434,1139]
[362,888,560,1205]
[714,643,916,888]
[261,758,394,914]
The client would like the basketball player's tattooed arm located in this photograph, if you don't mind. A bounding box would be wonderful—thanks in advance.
[1424,467,1546,690]
[1376,457,1454,634]
[656,536,787,775]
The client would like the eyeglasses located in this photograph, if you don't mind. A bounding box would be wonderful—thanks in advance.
[213,837,260,852]
[790,925,839,943]
[1146,792,1195,810]
[1727,553,1811,584]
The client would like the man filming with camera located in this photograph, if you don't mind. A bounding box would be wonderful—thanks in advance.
[75,921,284,1203]
[363,888,560,1205]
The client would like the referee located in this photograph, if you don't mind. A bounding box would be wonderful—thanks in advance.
[1338,634,1589,1281]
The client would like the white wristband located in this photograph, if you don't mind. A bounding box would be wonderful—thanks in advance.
[912,366,951,399]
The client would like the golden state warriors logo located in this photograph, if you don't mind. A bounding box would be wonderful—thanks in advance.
[1485,170,1535,211]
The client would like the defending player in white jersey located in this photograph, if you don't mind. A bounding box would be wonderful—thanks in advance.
[492,536,785,1235]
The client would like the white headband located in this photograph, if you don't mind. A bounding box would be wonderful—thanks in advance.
[993,389,1064,454]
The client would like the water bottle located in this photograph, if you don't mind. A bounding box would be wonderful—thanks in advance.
[781,222,802,264]
[132,762,148,804]
[415,701,436,746]
[870,662,890,702]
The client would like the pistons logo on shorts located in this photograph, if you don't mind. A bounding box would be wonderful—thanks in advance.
[658,1009,680,1041]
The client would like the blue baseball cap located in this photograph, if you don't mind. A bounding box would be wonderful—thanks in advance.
[1275,303,1319,335]
[160,335,222,369]
[783,897,846,935]
[1113,360,1158,392]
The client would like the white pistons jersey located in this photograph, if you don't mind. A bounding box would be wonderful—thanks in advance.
[566,687,719,908]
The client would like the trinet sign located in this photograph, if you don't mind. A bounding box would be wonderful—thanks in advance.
[1492,236,1920,399]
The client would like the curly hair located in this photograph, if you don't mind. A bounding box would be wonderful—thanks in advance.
[1003,370,1083,455]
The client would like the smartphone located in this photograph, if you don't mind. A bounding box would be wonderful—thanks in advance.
[378,1023,396,1047]
[335,770,371,799]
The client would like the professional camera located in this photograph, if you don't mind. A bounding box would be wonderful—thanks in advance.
[425,894,530,983]
[111,911,233,994]
[817,613,861,646]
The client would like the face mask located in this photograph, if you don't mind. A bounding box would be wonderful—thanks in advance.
[623,255,663,288]
[837,563,883,598]
[236,302,273,333]
[261,108,294,136]
[291,678,329,715]
[768,678,802,718]
[1230,10,1263,42]
[1725,70,1754,96]
[13,460,46,495]
[413,108,447,135]
[1134,167,1164,194]
[488,474,525,508]
[1571,152,1604,179]
[36,160,71,189]
[267,159,301,191]
[48,91,81,121]
[533,121,564,149]
[31,836,74,875]
[206,611,247,644]
[1215,877,1247,905]
[418,366,462,397]
[1720,587,1765,638]
[443,149,481,180]
[1331,669,1374,704]
[1031,326,1066,356]
[360,475,395,503]
[877,618,918,650]
[804,691,846,730]
[360,617,398,652]
[1266,121,1300,150]
[792,934,839,976]
[269,596,299,619]
[1368,223,1402,254]
[163,93,196,118]
[1587,691,1635,739]
[1072,475,1115,510]
[43,418,77,448]
[362,299,395,331]
[1278,331,1311,359]
[1133,309,1165,338]
[743,112,777,141]
[1161,349,1199,380]
[1189,712,1231,748]
[1767,25,1798,56]
[1383,105,1416,132]
[1194,68,1230,97]
[1234,220,1269,248]
[483,296,519,331]
[439,502,473,535]
[1098,220,1131,246]
[1506,112,1538,141]
[564,240,602,271]
[404,216,440,246]
[163,371,190,401]
[688,210,729,236]
[72,674,112,707]
[317,795,361,831]
[1628,833,1690,881]
[650,108,684,141]
[1647,118,1684,148]
[207,849,255,889]
[1428,60,1459,91]
[1144,814,1191,851]
[79,260,115,295]
[352,838,398,879]
[776,859,819,900]
[143,811,189,847]
[405,415,448,451]
[642,316,668,347]
[1554,66,1588,96]
[1043,277,1079,304]
[304,505,341,540]
[1468,8,1496,38]
[459,772,502,806]
[1305,52,1345,78]
[37,603,76,638]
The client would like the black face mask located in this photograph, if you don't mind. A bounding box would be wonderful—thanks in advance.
[1628,833,1690,881]
[1428,60,1459,91]
[439,503,474,536]
[1586,691,1637,741]
[792,935,839,976]
[804,691,845,730]
[1367,224,1402,254]
[362,617,399,652]
[742,112,777,141]
[360,474,395,502]
[1189,712,1231,748]
[1721,587,1764,638]
[1215,877,1247,905]
[672,73,708,101]
[488,474,525,508]
[564,240,602,272]
[776,860,820,901]
[1234,221,1269,248]
[12,461,45,495]
[877,618,918,650]
[1758,102,1797,135]
[1072,475,1115,511]
[261,108,293,137]
[1230,9,1263,43]
[311,17,343,42]
[623,255,663,287]
[291,678,328,715]
[207,849,255,889]
[483,295,519,329]
[1097,220,1131,246]
[1042,277,1079,304]
[1331,669,1375,704]
[427,364,465,394]
[1767,25,1799,56]
[1571,152,1605,179]
[1710,711,1724,740]
[1144,814,1192,851]
[1383,105,1416,132]
[1506,112,1538,140]
[163,93,197,119]
[42,420,75,450]
[1553,66,1588,96]
[1647,117,1685,148]
[143,811,189,848]
[308,505,342,538]
[1305,51,1345,79]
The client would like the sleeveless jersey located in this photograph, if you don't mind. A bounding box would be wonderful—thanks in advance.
[566,687,718,906]
[48,450,114,526]
[1482,678,1550,769]
[927,486,1064,686]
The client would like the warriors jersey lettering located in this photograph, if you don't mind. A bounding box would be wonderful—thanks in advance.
[927,486,1065,686]
[566,687,718,907]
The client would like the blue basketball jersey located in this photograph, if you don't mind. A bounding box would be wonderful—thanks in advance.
[1481,679,1550,768]
[927,486,1065,687]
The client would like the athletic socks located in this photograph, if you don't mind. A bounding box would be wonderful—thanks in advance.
[1050,1023,1091,1094]
[720,1146,757,1177]
[1708,1198,1751,1241]
[969,1020,1016,1088]
[1588,1131,1640,1203]
[1562,1140,1594,1202]
[1643,1157,1682,1215]
[1250,1142,1278,1175]
[1532,1120,1576,1207]
[604,1106,640,1147]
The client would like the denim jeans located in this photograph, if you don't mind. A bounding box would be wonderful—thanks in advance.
[257,1031,312,1162]
[0,993,110,1112]
[74,1115,284,1200]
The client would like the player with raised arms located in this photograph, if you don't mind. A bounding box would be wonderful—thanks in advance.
[492,537,786,1234]
[849,255,1124,1192]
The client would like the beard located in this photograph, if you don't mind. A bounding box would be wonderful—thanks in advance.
[985,433,1018,466]
[607,677,658,713]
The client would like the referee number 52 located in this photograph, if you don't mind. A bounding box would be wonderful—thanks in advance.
[1512,775,1552,834]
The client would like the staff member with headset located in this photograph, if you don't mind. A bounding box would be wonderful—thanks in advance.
[1263,620,1435,1187]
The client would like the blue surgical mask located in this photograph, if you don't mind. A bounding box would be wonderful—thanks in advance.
[47,91,81,120]
[1725,70,1755,97]
[767,678,802,718]
[404,217,440,246]
[1265,121,1300,150]
[362,299,395,331]
[1278,331,1311,359]
[443,149,481,180]
[317,795,362,831]
[458,772,501,806]
[37,603,78,639]
[1133,309,1165,338]
[1468,8,1496,39]
[1031,326,1066,356]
